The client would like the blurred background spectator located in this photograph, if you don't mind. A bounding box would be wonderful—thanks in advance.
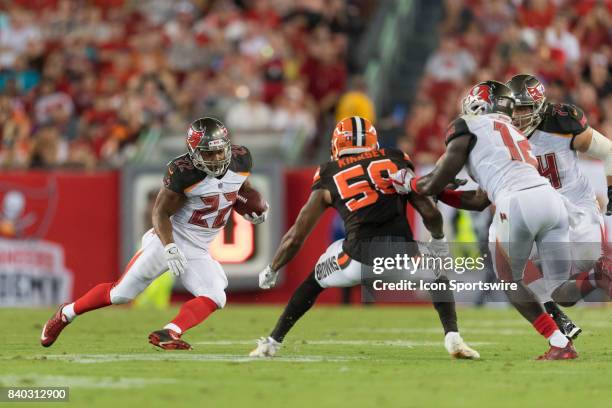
[402,0,612,164]
[0,0,609,171]
[0,0,370,169]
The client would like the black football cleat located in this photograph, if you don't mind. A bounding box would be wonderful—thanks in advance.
[148,329,192,350]
[41,303,70,347]
[544,302,582,340]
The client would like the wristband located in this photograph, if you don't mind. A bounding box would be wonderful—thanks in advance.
[438,189,465,208]
[410,177,421,194]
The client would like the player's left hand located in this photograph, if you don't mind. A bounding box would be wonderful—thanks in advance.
[428,236,450,278]
[428,236,450,258]
[390,168,415,194]
[243,204,269,225]
[258,265,279,289]
[164,243,187,277]
[606,186,612,216]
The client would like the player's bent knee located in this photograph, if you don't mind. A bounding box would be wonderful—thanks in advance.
[195,289,226,309]
[109,288,133,305]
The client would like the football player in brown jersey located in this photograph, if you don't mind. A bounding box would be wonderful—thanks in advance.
[250,116,479,359]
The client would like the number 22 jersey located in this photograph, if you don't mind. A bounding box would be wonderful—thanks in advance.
[162,145,252,258]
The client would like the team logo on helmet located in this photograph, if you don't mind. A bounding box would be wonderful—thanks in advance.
[187,127,204,150]
[469,84,492,103]
[526,83,545,102]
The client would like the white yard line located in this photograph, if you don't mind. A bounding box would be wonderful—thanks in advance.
[192,339,494,347]
[12,354,361,364]
[351,327,528,335]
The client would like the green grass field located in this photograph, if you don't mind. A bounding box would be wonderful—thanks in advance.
[2,305,612,408]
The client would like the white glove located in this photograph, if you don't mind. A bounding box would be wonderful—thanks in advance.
[243,204,269,225]
[164,243,187,276]
[389,168,415,194]
[428,236,450,258]
[427,236,450,278]
[258,265,279,289]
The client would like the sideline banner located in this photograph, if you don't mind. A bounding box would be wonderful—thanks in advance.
[0,171,119,305]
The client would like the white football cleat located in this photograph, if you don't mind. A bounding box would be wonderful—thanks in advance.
[444,332,480,359]
[249,336,281,357]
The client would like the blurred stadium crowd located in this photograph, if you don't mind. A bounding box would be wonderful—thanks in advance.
[1,0,610,171]
[401,0,612,165]
[0,0,371,169]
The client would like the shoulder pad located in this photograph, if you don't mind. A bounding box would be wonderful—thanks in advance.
[445,116,475,145]
[312,161,333,190]
[228,145,253,173]
[384,147,415,170]
[163,154,205,193]
[539,103,588,136]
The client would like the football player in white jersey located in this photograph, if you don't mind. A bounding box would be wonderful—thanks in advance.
[506,75,612,325]
[392,81,578,360]
[40,118,268,350]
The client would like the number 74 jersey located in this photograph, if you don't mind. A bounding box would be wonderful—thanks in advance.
[528,103,595,208]
[446,114,549,203]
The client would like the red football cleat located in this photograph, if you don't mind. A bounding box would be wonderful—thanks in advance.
[40,303,70,347]
[148,329,192,350]
[594,257,612,297]
[536,342,578,360]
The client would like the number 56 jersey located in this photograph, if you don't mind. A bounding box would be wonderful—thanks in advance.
[162,145,253,258]
[312,148,414,244]
[446,114,549,203]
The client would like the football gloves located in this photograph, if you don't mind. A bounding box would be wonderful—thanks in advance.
[428,236,450,259]
[390,168,415,194]
[243,204,269,225]
[258,265,279,289]
[425,236,450,278]
[390,169,467,195]
[164,243,187,276]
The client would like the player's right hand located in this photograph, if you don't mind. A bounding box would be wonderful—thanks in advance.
[445,178,468,190]
[258,265,279,289]
[390,168,415,194]
[164,243,187,276]
[429,236,450,259]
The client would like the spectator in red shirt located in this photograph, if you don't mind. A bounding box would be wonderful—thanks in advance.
[518,0,557,30]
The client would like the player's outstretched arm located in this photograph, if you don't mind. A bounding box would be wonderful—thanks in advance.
[270,189,331,272]
[437,188,491,212]
[152,188,187,246]
[572,127,612,214]
[414,135,473,196]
